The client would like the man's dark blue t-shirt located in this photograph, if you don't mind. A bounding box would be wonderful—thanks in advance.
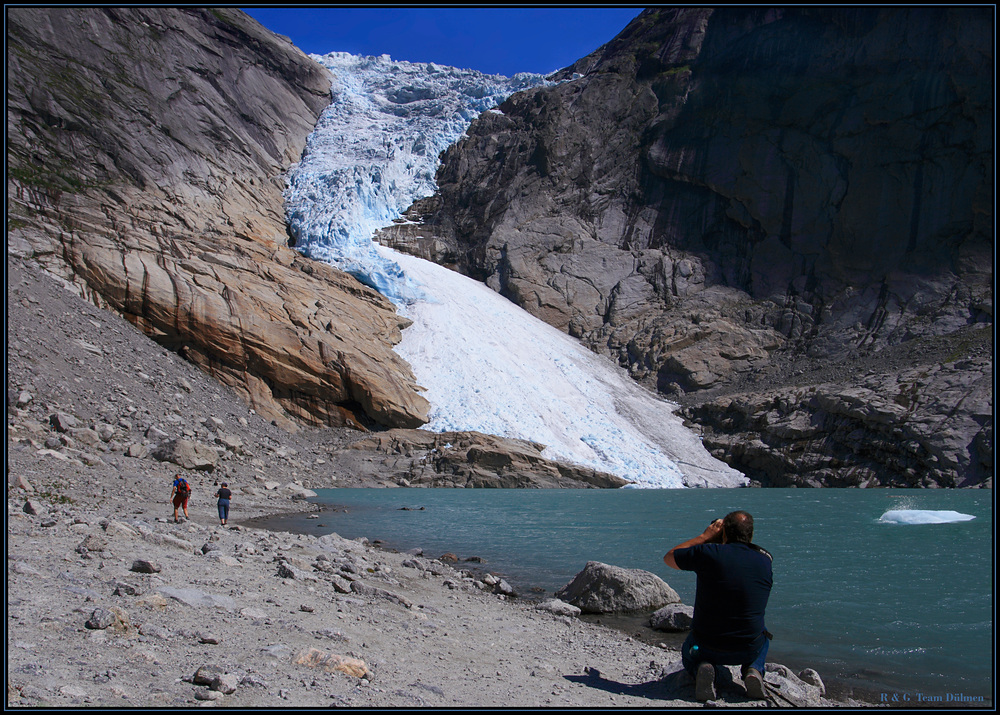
[673,542,772,651]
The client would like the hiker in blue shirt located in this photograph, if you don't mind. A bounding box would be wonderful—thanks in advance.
[170,474,191,523]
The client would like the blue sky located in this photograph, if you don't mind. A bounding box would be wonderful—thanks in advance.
[241,7,643,76]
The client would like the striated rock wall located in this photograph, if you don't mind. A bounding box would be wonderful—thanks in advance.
[6,7,429,430]
[378,7,993,486]
[335,429,630,489]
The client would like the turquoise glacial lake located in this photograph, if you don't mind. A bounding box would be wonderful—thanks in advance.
[260,488,992,703]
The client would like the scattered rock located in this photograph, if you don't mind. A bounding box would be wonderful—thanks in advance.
[86,608,116,630]
[536,599,582,618]
[799,668,826,695]
[131,560,162,574]
[158,587,236,611]
[137,623,171,639]
[210,672,239,694]
[649,603,694,631]
[292,648,371,680]
[277,562,318,582]
[193,665,224,685]
[492,579,517,597]
[194,689,224,701]
[350,581,412,609]
[23,499,46,516]
[49,412,78,432]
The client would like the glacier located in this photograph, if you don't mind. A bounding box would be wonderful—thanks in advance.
[284,52,547,304]
[284,52,746,488]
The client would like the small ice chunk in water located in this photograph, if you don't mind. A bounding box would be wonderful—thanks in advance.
[879,510,976,525]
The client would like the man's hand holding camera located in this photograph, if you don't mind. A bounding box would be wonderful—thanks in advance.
[703,518,724,544]
[664,518,725,569]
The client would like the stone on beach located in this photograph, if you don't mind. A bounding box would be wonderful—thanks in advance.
[555,561,681,613]
[536,599,582,618]
[292,648,371,680]
[649,603,694,631]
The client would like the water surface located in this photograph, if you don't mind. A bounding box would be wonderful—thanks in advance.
[260,488,991,703]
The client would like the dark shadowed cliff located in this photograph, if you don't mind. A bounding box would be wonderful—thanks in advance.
[377,8,993,487]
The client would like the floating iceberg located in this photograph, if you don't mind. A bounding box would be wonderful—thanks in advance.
[878,510,976,525]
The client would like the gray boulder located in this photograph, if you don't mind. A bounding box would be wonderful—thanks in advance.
[649,603,694,631]
[151,438,219,471]
[22,499,46,516]
[86,608,116,630]
[555,561,680,614]
[49,412,78,432]
[131,559,161,574]
[193,665,224,686]
[535,599,582,618]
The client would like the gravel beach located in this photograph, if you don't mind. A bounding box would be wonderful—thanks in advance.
[7,255,862,708]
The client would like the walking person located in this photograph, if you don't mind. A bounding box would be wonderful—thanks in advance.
[215,482,232,526]
[170,474,191,523]
[664,510,773,702]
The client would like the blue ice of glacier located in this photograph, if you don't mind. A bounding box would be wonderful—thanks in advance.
[284,52,548,305]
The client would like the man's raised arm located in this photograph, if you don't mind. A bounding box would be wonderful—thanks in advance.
[664,518,724,570]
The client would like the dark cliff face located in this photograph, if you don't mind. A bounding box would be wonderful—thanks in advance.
[378,7,993,487]
[7,8,430,429]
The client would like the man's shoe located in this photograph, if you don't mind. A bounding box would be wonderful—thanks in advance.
[744,667,767,700]
[695,662,716,702]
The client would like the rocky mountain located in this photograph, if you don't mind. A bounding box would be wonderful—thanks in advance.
[6,7,429,431]
[7,7,991,489]
[377,8,993,488]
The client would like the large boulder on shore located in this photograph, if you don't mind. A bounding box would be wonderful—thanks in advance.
[555,561,680,614]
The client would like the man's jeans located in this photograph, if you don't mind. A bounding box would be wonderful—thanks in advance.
[681,631,769,679]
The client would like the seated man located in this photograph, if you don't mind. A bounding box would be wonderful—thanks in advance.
[664,510,772,702]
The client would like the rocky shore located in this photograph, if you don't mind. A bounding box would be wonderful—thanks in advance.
[7,257,862,708]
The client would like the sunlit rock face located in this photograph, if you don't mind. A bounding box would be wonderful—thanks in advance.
[6,8,429,429]
[378,7,993,487]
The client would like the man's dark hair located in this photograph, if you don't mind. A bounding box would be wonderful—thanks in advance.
[723,510,754,544]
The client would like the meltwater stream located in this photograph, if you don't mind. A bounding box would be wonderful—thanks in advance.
[258,488,992,703]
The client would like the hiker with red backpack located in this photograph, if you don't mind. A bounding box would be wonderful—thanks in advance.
[171,474,191,523]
